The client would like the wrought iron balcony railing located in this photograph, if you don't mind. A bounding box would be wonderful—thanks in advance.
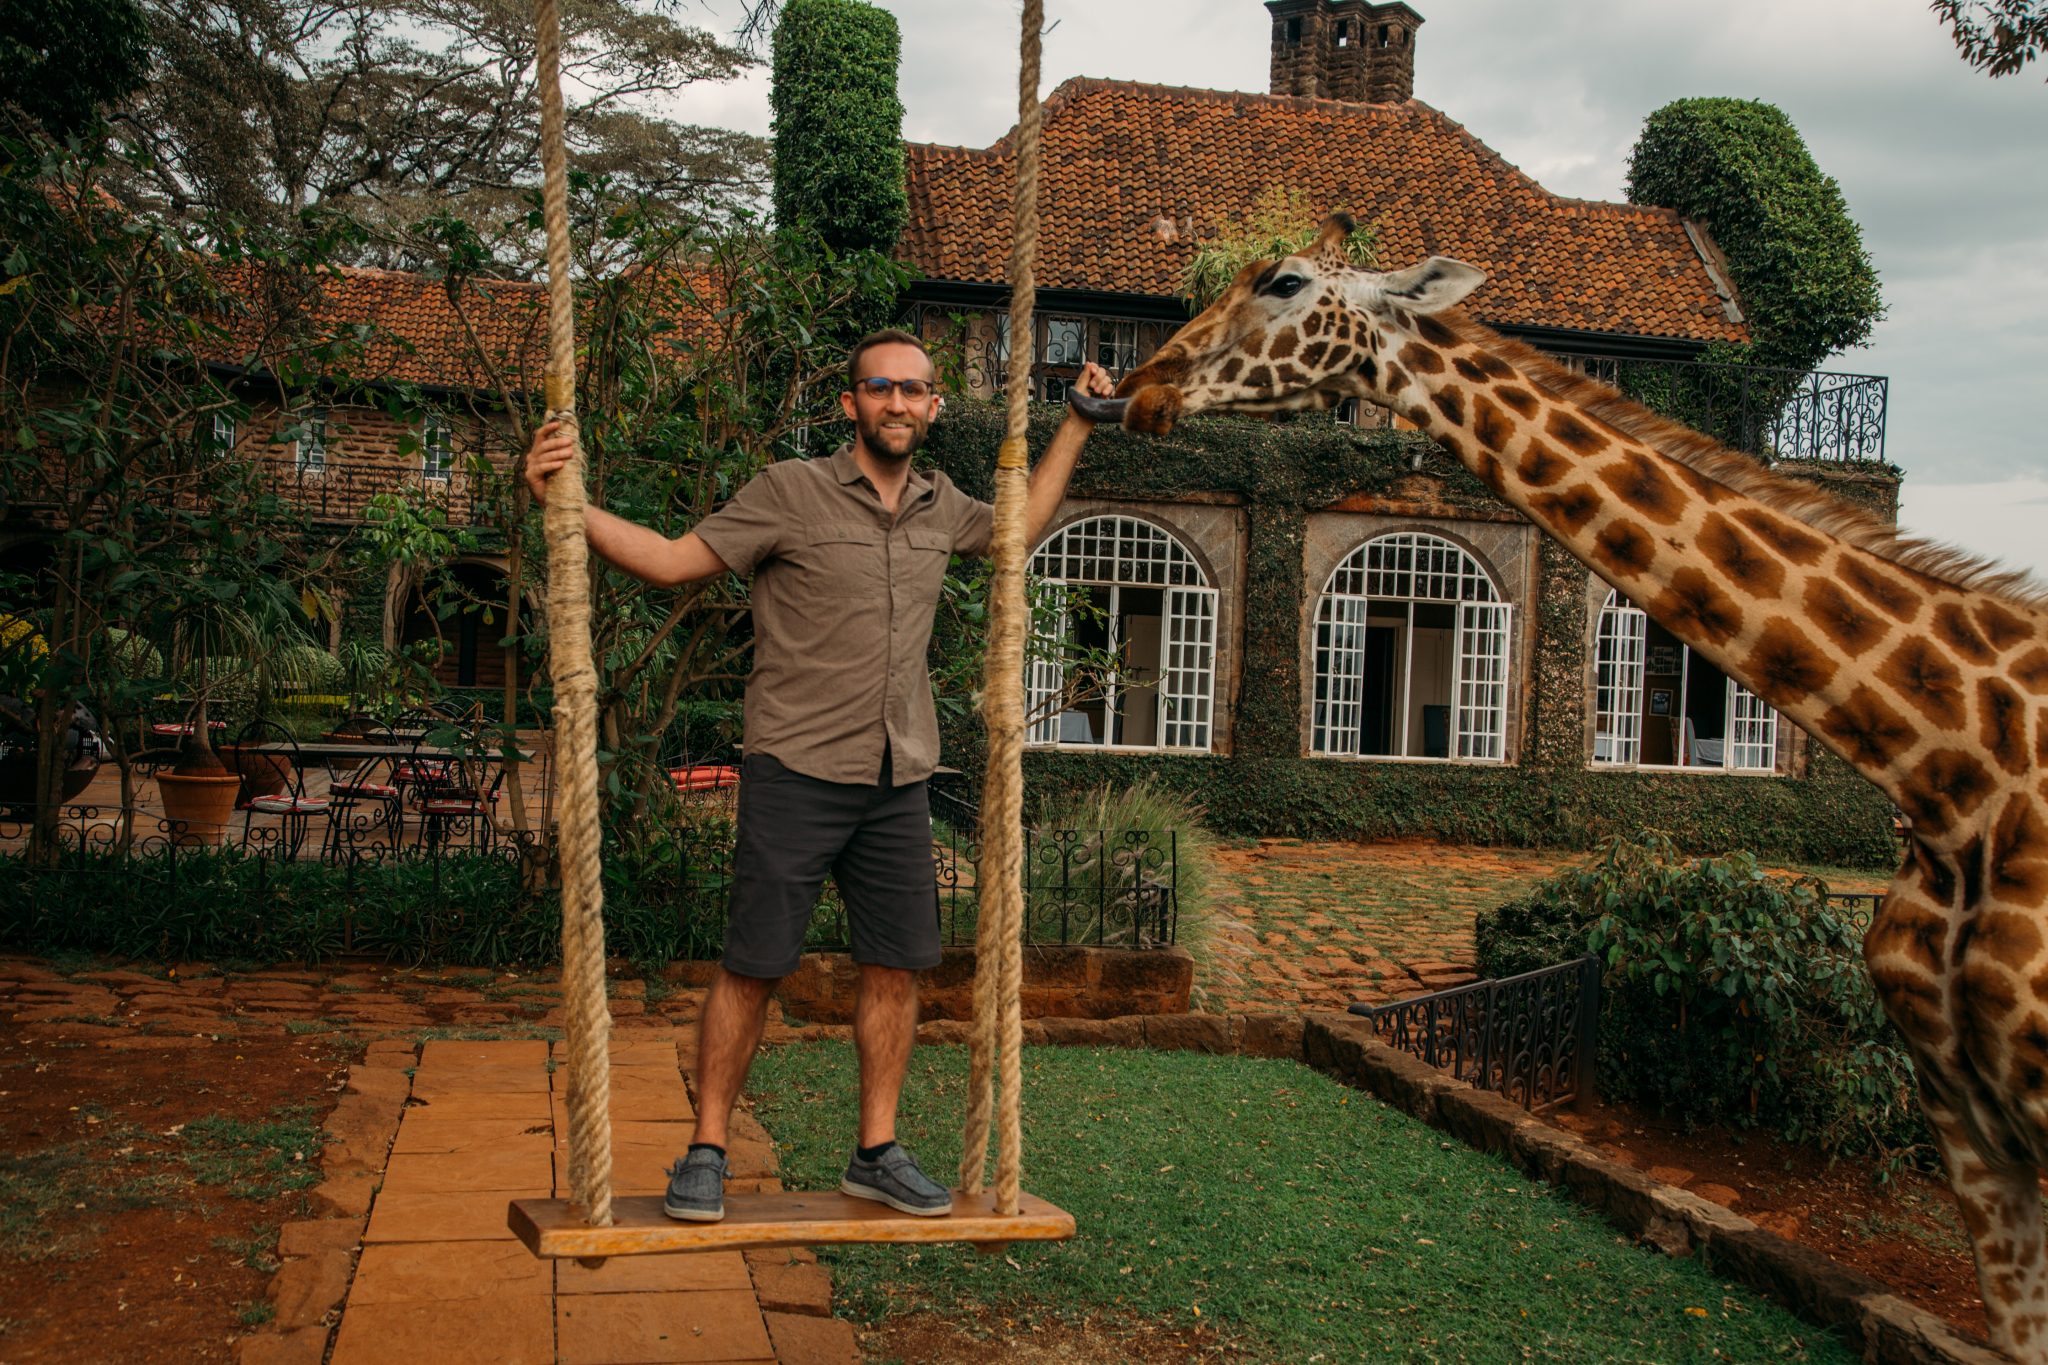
[1559,355,1888,466]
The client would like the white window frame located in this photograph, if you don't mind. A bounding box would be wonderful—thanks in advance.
[294,405,327,476]
[209,412,236,456]
[421,411,455,483]
[1591,587,1780,773]
[1310,531,1512,763]
[1026,515,1215,754]
[1097,320,1141,375]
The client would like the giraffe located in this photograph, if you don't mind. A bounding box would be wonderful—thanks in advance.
[1071,214,2048,1358]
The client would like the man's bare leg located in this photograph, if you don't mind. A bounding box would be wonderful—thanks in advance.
[854,964,918,1147]
[689,967,778,1149]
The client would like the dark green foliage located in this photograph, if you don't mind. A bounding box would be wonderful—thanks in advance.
[1477,832,1931,1167]
[1626,99,1884,374]
[770,0,906,256]
[0,0,150,138]
[1931,0,2048,79]
[920,400,1899,869]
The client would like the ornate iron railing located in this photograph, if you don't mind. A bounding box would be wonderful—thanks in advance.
[1826,890,1884,935]
[1349,954,1601,1111]
[1562,355,1887,465]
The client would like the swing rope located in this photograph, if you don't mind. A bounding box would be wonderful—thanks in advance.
[533,0,1047,1235]
[534,0,614,1230]
[958,0,1045,1217]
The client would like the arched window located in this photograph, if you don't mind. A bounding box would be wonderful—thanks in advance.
[1311,532,1511,761]
[1026,515,1216,752]
[1593,588,1778,771]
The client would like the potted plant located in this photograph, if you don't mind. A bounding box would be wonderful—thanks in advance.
[148,596,323,844]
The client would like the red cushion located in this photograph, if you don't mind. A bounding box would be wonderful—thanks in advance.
[421,799,484,815]
[670,764,740,792]
[333,782,399,799]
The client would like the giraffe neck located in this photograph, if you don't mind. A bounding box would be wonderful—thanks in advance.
[1378,328,2045,843]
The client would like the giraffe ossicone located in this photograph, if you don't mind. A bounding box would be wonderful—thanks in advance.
[1093,212,2048,1359]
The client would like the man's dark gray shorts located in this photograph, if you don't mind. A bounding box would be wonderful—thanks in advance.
[722,751,941,979]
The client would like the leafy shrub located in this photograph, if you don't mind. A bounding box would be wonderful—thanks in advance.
[1477,831,1929,1168]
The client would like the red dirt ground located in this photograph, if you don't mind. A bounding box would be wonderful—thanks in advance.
[0,1030,355,1361]
[1556,1098,1982,1340]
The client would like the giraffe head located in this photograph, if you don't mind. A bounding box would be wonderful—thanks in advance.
[1073,214,1487,434]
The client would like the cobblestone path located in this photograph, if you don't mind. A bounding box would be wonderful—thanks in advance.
[1195,839,1571,1014]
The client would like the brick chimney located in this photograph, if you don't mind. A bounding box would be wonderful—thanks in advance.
[1266,0,1422,103]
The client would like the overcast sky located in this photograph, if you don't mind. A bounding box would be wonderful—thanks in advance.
[673,0,2048,579]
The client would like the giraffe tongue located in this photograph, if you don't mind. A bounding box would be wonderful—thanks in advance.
[1067,390,1130,424]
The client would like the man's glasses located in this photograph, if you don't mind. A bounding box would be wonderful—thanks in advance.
[852,377,935,401]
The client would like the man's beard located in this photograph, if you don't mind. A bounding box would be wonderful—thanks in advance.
[856,409,929,461]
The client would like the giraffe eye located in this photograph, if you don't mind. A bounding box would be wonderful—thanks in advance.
[1262,274,1307,299]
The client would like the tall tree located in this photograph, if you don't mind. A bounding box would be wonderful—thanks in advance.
[0,0,151,139]
[114,0,768,266]
[1931,0,2047,79]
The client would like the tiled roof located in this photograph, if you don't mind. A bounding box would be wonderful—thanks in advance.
[902,79,1748,345]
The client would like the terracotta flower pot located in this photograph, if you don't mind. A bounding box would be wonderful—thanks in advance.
[155,770,243,846]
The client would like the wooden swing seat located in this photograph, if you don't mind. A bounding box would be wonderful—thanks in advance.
[508,1188,1074,1259]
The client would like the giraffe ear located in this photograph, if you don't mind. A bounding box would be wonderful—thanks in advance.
[1378,257,1487,313]
[1310,213,1358,270]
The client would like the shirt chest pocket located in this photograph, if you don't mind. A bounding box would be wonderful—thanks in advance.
[901,528,954,599]
[796,522,887,597]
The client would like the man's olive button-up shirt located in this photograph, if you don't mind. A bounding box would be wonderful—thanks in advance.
[692,444,994,786]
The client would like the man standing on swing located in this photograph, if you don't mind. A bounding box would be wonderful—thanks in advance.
[526,331,1114,1222]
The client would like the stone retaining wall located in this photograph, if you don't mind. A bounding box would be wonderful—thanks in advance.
[674,946,1195,1025]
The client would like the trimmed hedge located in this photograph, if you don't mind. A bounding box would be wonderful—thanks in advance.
[770,0,906,257]
[922,400,1899,869]
[1626,98,1884,374]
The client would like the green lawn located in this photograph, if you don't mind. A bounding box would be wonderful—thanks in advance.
[750,1044,1855,1363]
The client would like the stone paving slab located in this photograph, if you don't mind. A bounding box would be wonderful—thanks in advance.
[557,1251,752,1296]
[556,1289,773,1364]
[378,1147,556,1198]
[349,1241,554,1304]
[364,1188,549,1242]
[330,1295,556,1365]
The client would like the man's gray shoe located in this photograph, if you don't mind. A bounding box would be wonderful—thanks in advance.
[664,1148,727,1222]
[841,1144,953,1217]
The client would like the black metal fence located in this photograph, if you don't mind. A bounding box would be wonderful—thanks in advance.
[1826,890,1884,934]
[1350,955,1602,1112]
[2,800,1180,955]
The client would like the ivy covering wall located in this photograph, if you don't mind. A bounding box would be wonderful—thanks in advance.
[921,401,1901,869]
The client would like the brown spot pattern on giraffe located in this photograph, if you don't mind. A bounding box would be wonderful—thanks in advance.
[1592,519,1657,580]
[2011,647,2048,695]
[1243,364,1273,390]
[1992,796,2048,904]
[1300,340,1329,369]
[1840,557,1923,623]
[1302,311,1323,337]
[1976,602,2037,652]
[1819,684,1918,768]
[1697,514,1786,598]
[1399,342,1445,375]
[1805,578,1891,654]
[1744,617,1839,707]
[1431,389,1464,425]
[1217,355,1244,384]
[1452,356,1490,383]
[1545,410,1609,456]
[1980,678,2030,776]
[1650,567,1744,646]
[1381,363,1407,392]
[1902,748,1997,832]
[1528,484,1602,535]
[1732,509,1828,566]
[1595,452,1685,526]
[1867,900,1949,975]
[1876,637,1969,728]
[1516,443,1569,488]
[2009,1017,2048,1098]
[1414,314,1458,347]
[1869,963,1952,1048]
[1275,363,1308,387]
[1495,386,1539,418]
[1936,602,2000,666]
[1269,325,1299,360]
[1470,395,1515,454]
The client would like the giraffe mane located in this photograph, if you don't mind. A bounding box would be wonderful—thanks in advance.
[1438,307,2048,614]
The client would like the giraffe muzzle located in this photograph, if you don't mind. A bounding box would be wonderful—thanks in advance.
[1066,390,1131,425]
